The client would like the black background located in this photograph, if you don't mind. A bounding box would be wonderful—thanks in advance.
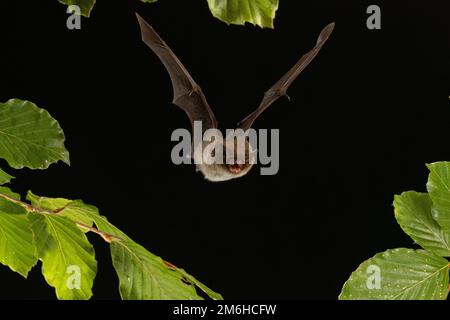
[0,0,449,300]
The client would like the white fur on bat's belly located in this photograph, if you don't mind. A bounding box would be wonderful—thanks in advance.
[193,141,254,182]
[196,162,250,182]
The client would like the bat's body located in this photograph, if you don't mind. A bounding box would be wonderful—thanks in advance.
[135,14,334,182]
[193,139,255,182]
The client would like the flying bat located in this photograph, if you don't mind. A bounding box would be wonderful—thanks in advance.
[135,13,334,182]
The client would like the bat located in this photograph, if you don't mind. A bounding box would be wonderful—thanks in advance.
[135,13,334,182]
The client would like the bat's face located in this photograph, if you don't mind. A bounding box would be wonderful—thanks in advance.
[194,138,255,182]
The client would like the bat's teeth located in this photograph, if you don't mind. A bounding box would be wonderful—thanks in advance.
[228,163,245,174]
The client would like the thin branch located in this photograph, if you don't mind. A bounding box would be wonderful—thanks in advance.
[0,191,121,243]
[0,191,36,212]
[76,221,117,243]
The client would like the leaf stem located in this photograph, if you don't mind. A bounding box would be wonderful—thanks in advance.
[0,191,120,243]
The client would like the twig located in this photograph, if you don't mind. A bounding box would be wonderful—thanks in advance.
[0,191,121,243]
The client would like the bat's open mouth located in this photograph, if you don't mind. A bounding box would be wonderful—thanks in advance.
[227,163,244,174]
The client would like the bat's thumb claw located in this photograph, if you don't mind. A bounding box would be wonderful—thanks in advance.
[284,93,291,101]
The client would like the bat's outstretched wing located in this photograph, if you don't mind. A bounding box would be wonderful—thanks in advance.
[136,13,218,131]
[238,22,335,131]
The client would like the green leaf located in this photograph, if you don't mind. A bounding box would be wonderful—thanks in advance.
[339,248,449,300]
[0,187,37,277]
[0,99,70,170]
[58,0,96,17]
[0,168,13,185]
[25,193,222,300]
[394,192,450,257]
[28,212,97,300]
[111,239,203,299]
[176,268,224,300]
[427,162,450,233]
[207,0,279,28]
[27,191,99,228]
[93,216,223,300]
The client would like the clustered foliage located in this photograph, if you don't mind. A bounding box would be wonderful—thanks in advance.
[59,0,279,28]
[0,99,223,300]
[340,163,450,300]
